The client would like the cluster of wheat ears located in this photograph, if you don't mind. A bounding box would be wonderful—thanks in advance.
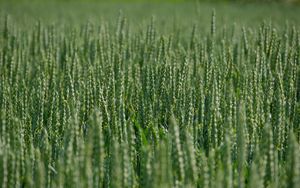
[0,11,299,188]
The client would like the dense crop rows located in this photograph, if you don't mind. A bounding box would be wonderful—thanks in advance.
[0,9,300,188]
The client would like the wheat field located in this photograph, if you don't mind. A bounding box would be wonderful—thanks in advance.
[0,1,300,188]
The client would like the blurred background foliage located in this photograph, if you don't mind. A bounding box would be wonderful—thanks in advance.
[0,0,300,3]
[1,0,299,29]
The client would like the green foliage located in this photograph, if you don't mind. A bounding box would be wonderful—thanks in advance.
[0,2,300,188]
